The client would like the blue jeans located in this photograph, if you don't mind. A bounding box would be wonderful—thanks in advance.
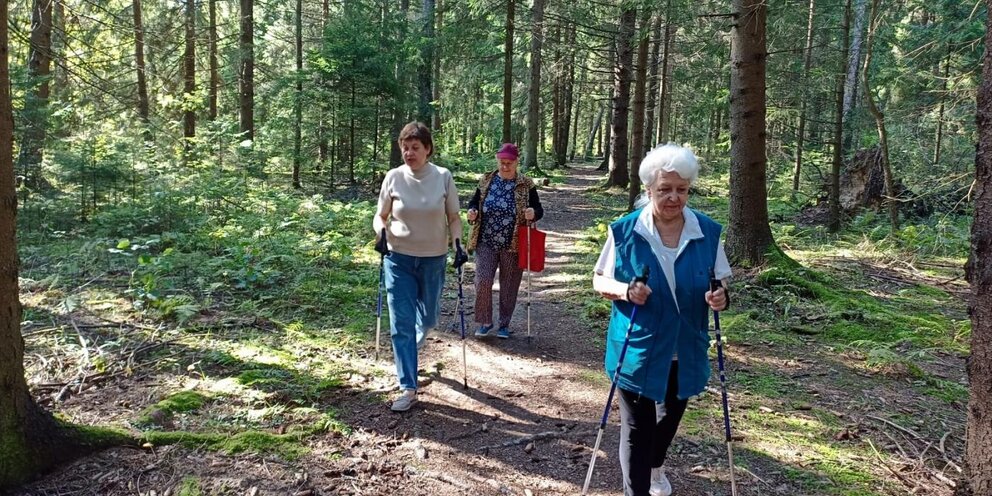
[384,251,446,391]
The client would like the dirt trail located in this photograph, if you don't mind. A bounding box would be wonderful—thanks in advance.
[333,163,737,496]
[12,164,746,496]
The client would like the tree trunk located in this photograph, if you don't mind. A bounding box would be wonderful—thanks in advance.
[828,0,851,233]
[432,0,442,132]
[628,12,650,211]
[583,105,604,160]
[551,23,562,165]
[390,0,411,168]
[569,55,585,161]
[842,0,867,153]
[316,0,329,173]
[644,14,662,152]
[861,0,898,229]
[560,23,576,166]
[292,0,302,189]
[726,0,774,266]
[933,47,951,165]
[792,0,816,193]
[418,0,435,124]
[239,0,255,141]
[133,0,151,135]
[183,0,196,142]
[657,9,673,144]
[964,7,992,492]
[598,43,615,171]
[844,0,867,119]
[208,0,219,121]
[604,7,635,189]
[16,0,53,189]
[501,0,515,143]
[523,0,544,171]
[52,0,66,97]
[350,83,356,184]
[373,98,381,163]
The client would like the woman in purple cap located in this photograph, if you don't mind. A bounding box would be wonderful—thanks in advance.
[466,143,544,339]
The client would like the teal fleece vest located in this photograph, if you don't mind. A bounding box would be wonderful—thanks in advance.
[603,208,722,402]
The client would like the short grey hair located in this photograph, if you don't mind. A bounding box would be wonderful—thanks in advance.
[638,143,699,187]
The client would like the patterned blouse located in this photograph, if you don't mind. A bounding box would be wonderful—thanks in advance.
[480,175,518,249]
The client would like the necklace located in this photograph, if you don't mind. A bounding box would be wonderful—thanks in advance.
[656,218,684,248]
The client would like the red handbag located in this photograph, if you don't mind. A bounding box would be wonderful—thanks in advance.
[517,225,546,272]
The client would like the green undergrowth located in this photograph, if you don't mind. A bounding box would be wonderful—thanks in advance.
[142,428,316,460]
[136,391,210,427]
[750,251,967,353]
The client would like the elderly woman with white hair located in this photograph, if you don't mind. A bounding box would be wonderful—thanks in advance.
[592,143,731,496]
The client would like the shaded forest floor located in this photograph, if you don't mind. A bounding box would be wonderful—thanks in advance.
[9,163,971,496]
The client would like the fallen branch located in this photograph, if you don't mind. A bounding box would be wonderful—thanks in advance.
[447,426,486,442]
[477,428,596,452]
[867,415,925,441]
[931,470,957,489]
[867,438,915,489]
[938,431,963,474]
[417,469,472,490]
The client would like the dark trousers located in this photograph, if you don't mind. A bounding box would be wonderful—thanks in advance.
[618,361,689,496]
[473,242,523,328]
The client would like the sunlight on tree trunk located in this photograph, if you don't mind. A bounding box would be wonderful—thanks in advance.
[644,15,661,152]
[501,0,514,143]
[861,0,898,230]
[208,0,219,122]
[524,0,544,171]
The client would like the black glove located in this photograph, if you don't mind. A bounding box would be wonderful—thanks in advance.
[709,268,730,310]
[375,228,390,255]
[453,239,469,269]
[625,266,651,302]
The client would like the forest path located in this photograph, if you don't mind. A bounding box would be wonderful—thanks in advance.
[331,163,738,496]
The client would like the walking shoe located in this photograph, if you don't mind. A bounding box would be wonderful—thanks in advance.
[496,326,511,339]
[475,324,494,337]
[390,390,418,412]
[649,467,672,496]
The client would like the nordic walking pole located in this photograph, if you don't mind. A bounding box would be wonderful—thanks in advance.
[455,238,468,389]
[581,266,650,496]
[374,228,388,361]
[710,270,738,496]
[526,221,533,344]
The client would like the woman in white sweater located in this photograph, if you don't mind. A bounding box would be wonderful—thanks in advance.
[373,121,465,412]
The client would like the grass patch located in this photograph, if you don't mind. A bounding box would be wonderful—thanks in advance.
[136,391,210,427]
[141,426,329,460]
[176,477,202,496]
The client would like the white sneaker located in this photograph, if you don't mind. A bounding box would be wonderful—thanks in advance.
[650,467,672,496]
[390,390,418,412]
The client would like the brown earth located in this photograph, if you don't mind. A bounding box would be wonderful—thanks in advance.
[9,163,967,496]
